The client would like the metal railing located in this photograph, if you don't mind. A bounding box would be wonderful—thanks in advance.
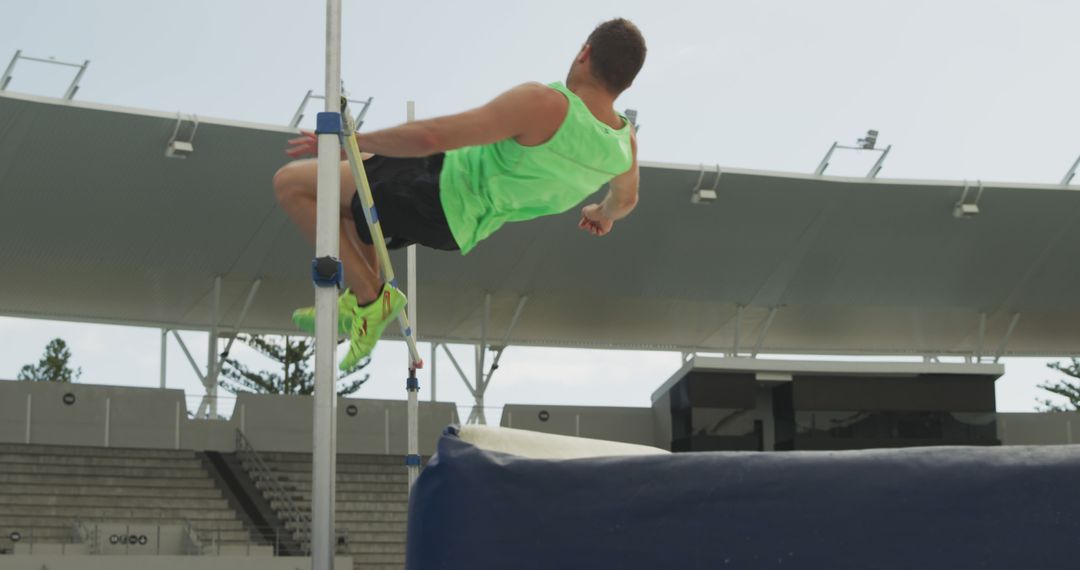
[235,429,313,552]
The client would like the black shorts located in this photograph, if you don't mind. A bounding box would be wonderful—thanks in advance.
[350,153,459,251]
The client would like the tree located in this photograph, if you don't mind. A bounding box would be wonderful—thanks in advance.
[1036,359,1080,412]
[218,335,369,397]
[18,338,82,383]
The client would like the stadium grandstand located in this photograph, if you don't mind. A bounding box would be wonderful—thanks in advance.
[3,2,1080,569]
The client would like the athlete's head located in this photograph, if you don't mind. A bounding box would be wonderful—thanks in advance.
[568,18,646,96]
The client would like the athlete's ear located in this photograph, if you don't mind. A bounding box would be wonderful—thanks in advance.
[577,44,591,64]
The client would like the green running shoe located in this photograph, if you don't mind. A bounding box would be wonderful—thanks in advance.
[339,284,407,370]
[291,289,358,336]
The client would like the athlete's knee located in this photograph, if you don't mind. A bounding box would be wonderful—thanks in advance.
[273,161,312,206]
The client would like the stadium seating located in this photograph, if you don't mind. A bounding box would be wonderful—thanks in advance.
[0,442,262,555]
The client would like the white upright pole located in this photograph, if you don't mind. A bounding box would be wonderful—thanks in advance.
[405,100,421,489]
[159,329,167,389]
[207,276,221,418]
[312,0,342,568]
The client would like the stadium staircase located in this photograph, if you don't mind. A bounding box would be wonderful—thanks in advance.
[240,445,411,570]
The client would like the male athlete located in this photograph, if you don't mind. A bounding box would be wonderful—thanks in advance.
[274,18,646,369]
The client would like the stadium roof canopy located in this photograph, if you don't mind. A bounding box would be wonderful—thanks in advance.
[2,91,1079,357]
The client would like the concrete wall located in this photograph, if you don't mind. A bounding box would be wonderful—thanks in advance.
[500,404,657,447]
[234,392,458,456]
[998,412,1080,445]
[0,380,458,455]
[0,555,352,570]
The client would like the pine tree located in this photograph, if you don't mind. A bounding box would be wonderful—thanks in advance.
[17,338,82,383]
[218,335,368,396]
[1036,359,1080,412]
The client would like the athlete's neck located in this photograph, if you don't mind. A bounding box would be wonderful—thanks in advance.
[565,80,622,129]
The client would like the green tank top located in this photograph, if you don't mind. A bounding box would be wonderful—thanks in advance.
[439,81,634,254]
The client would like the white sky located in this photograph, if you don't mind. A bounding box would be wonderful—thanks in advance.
[2,0,1078,416]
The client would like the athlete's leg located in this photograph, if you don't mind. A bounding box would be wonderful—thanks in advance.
[273,158,381,302]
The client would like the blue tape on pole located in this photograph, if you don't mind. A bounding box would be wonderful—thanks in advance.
[405,454,422,467]
[404,327,412,338]
[311,257,343,288]
[314,112,342,134]
[369,206,379,225]
[407,376,420,391]
[390,278,398,290]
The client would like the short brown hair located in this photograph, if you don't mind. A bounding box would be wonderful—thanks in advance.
[586,18,646,94]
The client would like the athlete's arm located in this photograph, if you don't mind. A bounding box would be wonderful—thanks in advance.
[579,128,639,237]
[285,83,563,158]
[361,83,564,156]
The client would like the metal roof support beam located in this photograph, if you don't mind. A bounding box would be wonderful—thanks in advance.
[814,142,838,176]
[751,306,779,358]
[440,343,477,397]
[866,145,892,179]
[290,90,373,129]
[1062,154,1080,186]
[732,304,743,357]
[1,49,90,99]
[814,131,891,177]
[479,296,529,395]
[160,328,168,389]
[218,278,262,362]
[478,294,490,388]
[202,276,222,419]
[993,313,1022,363]
[430,342,438,402]
[977,313,988,360]
[172,329,206,384]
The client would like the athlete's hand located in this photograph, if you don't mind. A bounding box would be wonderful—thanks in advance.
[286,130,347,160]
[578,204,614,237]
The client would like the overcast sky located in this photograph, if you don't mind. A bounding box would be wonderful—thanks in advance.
[2,0,1078,417]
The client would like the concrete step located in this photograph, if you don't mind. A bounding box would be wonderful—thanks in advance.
[300,541,406,556]
[0,453,201,469]
[345,541,406,555]
[321,521,406,534]
[1,483,222,499]
[0,473,216,488]
[293,501,408,513]
[332,532,405,545]
[259,460,405,475]
[0,494,229,510]
[274,491,407,504]
[275,472,409,485]
[285,511,409,525]
[257,453,407,466]
[0,443,194,460]
[0,515,245,531]
[351,552,406,566]
[291,482,407,495]
[0,505,241,520]
[0,463,208,478]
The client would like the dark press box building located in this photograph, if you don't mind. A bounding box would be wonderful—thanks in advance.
[652,358,1001,452]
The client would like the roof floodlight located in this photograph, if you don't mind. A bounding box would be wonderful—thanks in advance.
[165,113,199,159]
[857,130,878,150]
[953,180,984,219]
[691,164,721,205]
